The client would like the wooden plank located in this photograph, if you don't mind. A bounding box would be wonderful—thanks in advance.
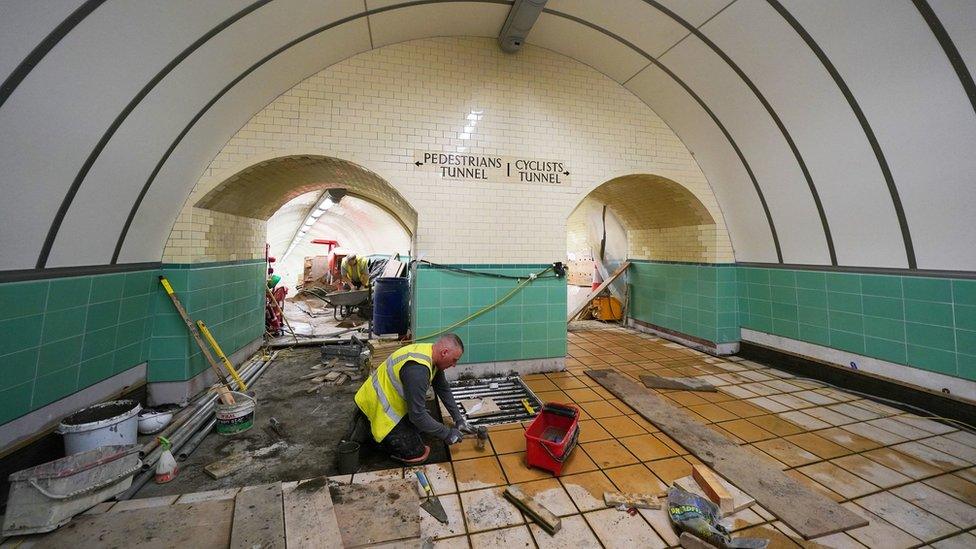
[176,487,242,505]
[331,479,419,547]
[283,477,342,549]
[567,261,630,322]
[504,485,561,535]
[673,475,754,514]
[585,369,868,539]
[603,491,660,510]
[231,482,285,549]
[205,452,253,479]
[691,465,733,514]
[24,500,233,549]
[640,374,717,392]
[109,494,179,512]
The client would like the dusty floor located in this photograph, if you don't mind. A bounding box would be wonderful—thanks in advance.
[137,346,449,498]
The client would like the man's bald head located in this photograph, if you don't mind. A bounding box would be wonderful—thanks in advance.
[431,334,464,371]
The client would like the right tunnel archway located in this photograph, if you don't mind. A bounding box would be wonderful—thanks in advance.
[568,173,739,352]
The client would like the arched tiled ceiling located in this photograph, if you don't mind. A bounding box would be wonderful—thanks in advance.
[584,174,716,230]
[1,0,974,275]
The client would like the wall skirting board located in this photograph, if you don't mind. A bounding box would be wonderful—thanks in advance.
[0,364,146,456]
[445,357,566,382]
[628,318,739,356]
[740,328,976,426]
[147,337,264,406]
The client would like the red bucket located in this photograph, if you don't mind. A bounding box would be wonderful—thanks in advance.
[525,403,580,475]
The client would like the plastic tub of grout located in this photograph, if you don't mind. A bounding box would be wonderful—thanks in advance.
[215,392,256,435]
[57,400,141,456]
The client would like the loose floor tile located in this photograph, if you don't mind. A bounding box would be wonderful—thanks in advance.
[406,463,457,495]
[747,396,792,413]
[453,456,507,491]
[797,462,879,499]
[854,491,957,541]
[584,508,667,549]
[459,487,525,533]
[560,470,618,511]
[512,477,578,517]
[529,514,601,548]
[752,439,820,467]
[581,439,639,469]
[891,482,976,528]
[637,507,680,545]
[830,454,911,489]
[497,452,552,484]
[617,433,677,461]
[421,493,467,540]
[840,501,921,549]
[469,524,534,548]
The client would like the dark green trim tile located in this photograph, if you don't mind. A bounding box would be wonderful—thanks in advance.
[772,319,799,338]
[796,288,827,308]
[769,270,796,287]
[82,327,117,361]
[78,356,115,389]
[123,270,155,297]
[865,337,907,364]
[904,300,953,327]
[905,322,955,351]
[798,306,827,326]
[770,285,797,305]
[0,280,48,321]
[903,277,951,302]
[0,348,38,390]
[771,302,798,321]
[795,271,826,290]
[799,324,829,346]
[959,354,976,380]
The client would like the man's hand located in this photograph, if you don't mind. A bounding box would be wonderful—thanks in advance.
[446,428,464,445]
[457,419,477,435]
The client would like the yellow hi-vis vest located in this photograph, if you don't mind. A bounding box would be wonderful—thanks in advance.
[341,256,370,287]
[355,343,436,442]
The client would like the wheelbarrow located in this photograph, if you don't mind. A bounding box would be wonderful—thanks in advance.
[321,289,371,320]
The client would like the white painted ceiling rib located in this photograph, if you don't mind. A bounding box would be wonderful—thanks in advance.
[2,0,975,275]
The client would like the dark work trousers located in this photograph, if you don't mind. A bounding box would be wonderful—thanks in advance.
[348,410,426,460]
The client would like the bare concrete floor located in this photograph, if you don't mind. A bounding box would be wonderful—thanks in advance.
[136,346,449,498]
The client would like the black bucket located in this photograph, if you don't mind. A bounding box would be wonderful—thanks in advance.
[337,440,360,474]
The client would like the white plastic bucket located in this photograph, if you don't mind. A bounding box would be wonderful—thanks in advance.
[215,392,256,435]
[57,400,141,455]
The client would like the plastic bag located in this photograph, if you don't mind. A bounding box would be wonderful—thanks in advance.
[667,485,768,549]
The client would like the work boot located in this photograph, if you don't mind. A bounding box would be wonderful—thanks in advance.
[391,444,430,465]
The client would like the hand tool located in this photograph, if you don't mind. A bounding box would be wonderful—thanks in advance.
[158,276,235,404]
[415,470,448,524]
[461,424,489,450]
[521,398,535,414]
[197,320,248,390]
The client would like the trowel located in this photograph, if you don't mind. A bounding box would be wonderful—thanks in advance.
[415,470,448,524]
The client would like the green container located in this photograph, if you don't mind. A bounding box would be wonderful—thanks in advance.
[214,392,256,435]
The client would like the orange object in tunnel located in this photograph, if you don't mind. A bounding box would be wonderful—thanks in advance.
[592,296,622,321]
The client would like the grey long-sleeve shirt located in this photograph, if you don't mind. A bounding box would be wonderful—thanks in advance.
[400,362,464,441]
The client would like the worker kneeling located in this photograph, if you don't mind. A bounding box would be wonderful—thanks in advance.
[351,334,474,463]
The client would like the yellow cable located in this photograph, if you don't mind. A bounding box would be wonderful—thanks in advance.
[414,266,554,342]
